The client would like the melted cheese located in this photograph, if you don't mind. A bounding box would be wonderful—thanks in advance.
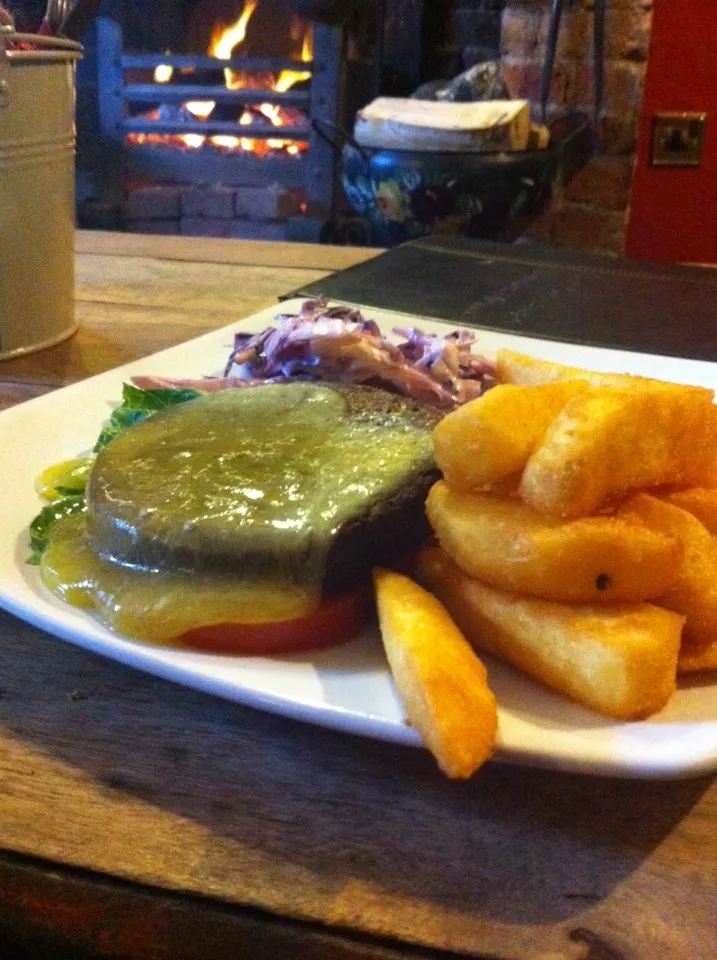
[40,513,320,646]
[88,384,435,582]
[37,383,435,647]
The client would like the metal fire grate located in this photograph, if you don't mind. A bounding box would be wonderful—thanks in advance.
[96,16,343,220]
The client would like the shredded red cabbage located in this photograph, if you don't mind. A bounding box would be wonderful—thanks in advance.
[133,299,496,410]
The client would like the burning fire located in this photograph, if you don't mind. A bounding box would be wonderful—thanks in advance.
[154,62,173,84]
[142,1,312,155]
[213,0,258,61]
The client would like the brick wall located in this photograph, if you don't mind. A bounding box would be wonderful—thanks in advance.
[501,0,653,255]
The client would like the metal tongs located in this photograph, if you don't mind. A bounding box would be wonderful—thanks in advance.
[540,0,606,126]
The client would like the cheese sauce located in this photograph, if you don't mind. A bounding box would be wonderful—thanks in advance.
[37,383,435,647]
[88,383,434,582]
[40,512,320,646]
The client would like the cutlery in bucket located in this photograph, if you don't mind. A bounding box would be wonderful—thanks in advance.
[59,0,103,40]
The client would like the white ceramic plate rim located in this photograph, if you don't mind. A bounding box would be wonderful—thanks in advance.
[2,297,717,780]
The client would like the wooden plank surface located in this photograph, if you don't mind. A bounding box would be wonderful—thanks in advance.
[1,233,716,960]
[0,852,478,960]
[1,610,716,960]
[73,255,326,315]
[74,230,383,272]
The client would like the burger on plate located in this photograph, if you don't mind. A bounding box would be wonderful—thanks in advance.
[39,381,442,654]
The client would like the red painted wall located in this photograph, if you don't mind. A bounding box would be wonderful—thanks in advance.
[625,0,717,263]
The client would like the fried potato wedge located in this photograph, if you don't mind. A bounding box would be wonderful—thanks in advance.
[415,547,683,720]
[617,493,717,672]
[426,481,683,603]
[677,644,717,674]
[497,349,667,389]
[520,385,717,518]
[433,380,589,491]
[662,487,717,536]
[373,567,497,778]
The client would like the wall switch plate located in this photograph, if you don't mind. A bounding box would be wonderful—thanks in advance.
[651,112,707,167]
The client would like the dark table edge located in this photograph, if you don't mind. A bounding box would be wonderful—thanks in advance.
[0,848,506,960]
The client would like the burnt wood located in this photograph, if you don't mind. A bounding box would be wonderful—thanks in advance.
[188,0,305,59]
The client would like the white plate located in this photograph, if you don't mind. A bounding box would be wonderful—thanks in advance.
[2,298,717,780]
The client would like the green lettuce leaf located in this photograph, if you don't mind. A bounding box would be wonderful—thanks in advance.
[93,385,201,453]
[28,385,201,564]
[27,495,87,565]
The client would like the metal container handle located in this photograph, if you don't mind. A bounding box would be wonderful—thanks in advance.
[311,117,371,161]
[3,31,83,54]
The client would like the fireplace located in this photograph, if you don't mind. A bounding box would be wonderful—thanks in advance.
[79,0,374,240]
[101,17,336,196]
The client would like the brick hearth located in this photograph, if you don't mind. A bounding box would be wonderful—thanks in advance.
[123,183,302,239]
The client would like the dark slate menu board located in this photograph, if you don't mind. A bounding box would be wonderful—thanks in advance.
[283,235,717,361]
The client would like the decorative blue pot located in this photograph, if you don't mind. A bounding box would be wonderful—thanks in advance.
[341,144,557,247]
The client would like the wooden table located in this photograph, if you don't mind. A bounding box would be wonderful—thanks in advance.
[0,232,715,960]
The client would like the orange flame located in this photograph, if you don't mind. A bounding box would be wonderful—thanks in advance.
[211,0,259,61]
[135,1,311,156]
[185,101,215,120]
[276,27,312,93]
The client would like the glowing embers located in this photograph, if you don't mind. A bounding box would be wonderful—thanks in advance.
[129,1,312,156]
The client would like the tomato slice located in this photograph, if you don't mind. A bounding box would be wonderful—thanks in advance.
[178,584,370,656]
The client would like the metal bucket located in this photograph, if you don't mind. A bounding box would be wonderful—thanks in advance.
[0,28,82,360]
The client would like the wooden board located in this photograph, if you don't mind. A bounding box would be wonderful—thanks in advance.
[1,232,368,392]
[354,98,531,152]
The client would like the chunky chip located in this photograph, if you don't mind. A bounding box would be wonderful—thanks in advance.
[678,644,717,674]
[426,481,683,603]
[415,546,683,721]
[520,384,717,518]
[497,349,666,389]
[432,381,589,491]
[662,487,717,536]
[618,493,717,672]
[373,567,497,779]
